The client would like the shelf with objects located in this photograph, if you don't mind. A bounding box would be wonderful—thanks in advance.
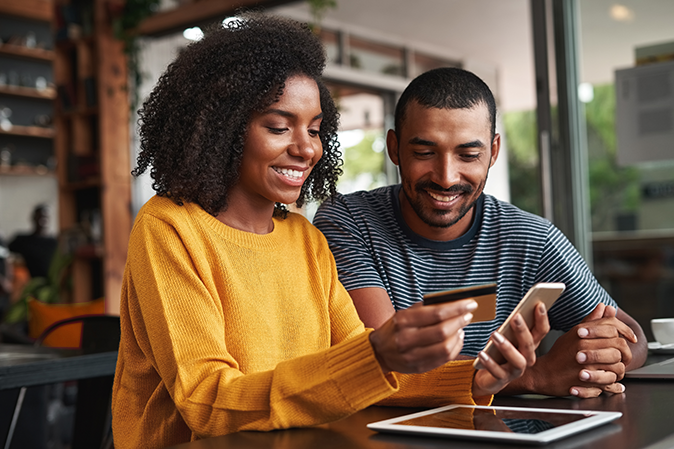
[53,0,131,310]
[0,10,57,179]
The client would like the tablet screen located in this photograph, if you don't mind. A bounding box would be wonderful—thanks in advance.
[393,406,587,434]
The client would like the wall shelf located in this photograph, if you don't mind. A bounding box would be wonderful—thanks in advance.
[0,84,56,100]
[0,0,53,22]
[0,165,54,176]
[0,44,55,62]
[0,124,55,138]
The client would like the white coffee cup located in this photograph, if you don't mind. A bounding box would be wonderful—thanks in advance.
[651,318,674,345]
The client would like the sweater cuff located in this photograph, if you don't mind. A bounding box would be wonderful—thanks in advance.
[461,360,494,406]
[438,359,485,405]
[328,330,398,410]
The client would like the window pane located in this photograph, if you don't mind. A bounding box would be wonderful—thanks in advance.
[578,1,674,340]
[348,36,404,76]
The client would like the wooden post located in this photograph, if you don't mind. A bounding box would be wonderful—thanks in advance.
[95,0,131,315]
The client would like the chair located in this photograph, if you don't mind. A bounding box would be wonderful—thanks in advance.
[3,315,120,449]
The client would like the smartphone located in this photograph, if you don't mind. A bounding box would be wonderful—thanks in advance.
[473,282,565,370]
[423,283,497,323]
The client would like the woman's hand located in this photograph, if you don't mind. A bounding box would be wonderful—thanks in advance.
[472,302,550,397]
[369,299,477,374]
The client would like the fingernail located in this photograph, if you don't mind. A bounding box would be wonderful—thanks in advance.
[513,314,523,326]
[576,352,587,363]
[618,383,625,393]
[464,312,474,323]
[578,328,589,338]
[538,303,546,314]
[466,301,478,311]
[479,351,490,362]
[570,388,579,396]
[493,332,505,344]
[459,329,465,340]
[579,370,590,381]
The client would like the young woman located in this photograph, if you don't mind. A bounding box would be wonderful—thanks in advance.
[111,14,549,449]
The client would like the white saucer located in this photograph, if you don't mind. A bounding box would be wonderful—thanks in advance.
[648,341,674,354]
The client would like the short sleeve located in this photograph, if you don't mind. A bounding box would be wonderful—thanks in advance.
[537,224,617,331]
[314,196,387,292]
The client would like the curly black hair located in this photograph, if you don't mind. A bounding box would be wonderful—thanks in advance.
[133,13,341,217]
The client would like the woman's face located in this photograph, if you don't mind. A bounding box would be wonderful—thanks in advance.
[235,75,324,208]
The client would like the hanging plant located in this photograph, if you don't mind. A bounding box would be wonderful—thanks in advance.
[110,0,161,112]
[307,0,337,33]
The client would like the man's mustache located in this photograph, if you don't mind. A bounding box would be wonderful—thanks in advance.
[414,181,474,195]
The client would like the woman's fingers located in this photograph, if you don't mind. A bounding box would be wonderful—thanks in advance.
[397,299,477,329]
[370,300,476,374]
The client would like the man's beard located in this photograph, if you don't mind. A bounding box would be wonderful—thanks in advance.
[401,179,483,229]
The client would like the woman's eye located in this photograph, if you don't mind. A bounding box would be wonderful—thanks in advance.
[308,129,320,137]
[267,127,287,134]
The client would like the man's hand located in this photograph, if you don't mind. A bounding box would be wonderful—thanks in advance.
[472,302,550,396]
[512,303,638,398]
[369,300,476,374]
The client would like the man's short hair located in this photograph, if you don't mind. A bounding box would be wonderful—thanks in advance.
[395,67,497,140]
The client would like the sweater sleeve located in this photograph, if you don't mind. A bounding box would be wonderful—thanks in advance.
[311,226,492,409]
[381,360,492,407]
[124,213,398,437]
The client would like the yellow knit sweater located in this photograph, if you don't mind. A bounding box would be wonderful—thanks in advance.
[111,196,488,449]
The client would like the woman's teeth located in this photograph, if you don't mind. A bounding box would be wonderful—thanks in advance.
[273,167,302,179]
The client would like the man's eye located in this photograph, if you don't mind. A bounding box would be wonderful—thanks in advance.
[461,154,481,160]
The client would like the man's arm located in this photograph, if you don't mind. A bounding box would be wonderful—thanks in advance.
[349,287,395,329]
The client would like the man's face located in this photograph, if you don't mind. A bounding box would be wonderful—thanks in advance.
[387,101,500,241]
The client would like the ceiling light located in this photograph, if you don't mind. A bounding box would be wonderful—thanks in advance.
[610,4,634,22]
[183,27,203,41]
[578,83,594,103]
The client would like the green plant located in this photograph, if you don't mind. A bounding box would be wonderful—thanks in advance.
[3,251,73,324]
[112,0,161,112]
[307,0,337,31]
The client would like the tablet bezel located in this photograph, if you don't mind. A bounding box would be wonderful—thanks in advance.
[367,404,622,445]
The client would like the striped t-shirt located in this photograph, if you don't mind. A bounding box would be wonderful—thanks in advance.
[313,185,616,357]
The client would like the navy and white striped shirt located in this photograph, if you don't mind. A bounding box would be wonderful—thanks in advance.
[313,185,616,357]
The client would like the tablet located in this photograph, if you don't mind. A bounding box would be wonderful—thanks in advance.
[367,405,621,445]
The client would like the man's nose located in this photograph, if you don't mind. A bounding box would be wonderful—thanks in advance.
[432,156,460,189]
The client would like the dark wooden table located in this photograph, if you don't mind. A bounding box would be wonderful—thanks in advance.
[0,343,118,449]
[0,343,117,390]
[167,357,674,449]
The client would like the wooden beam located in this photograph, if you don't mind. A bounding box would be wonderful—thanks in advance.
[96,0,132,315]
[136,0,299,37]
[0,0,53,22]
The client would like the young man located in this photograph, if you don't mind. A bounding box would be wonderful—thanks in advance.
[314,67,646,398]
